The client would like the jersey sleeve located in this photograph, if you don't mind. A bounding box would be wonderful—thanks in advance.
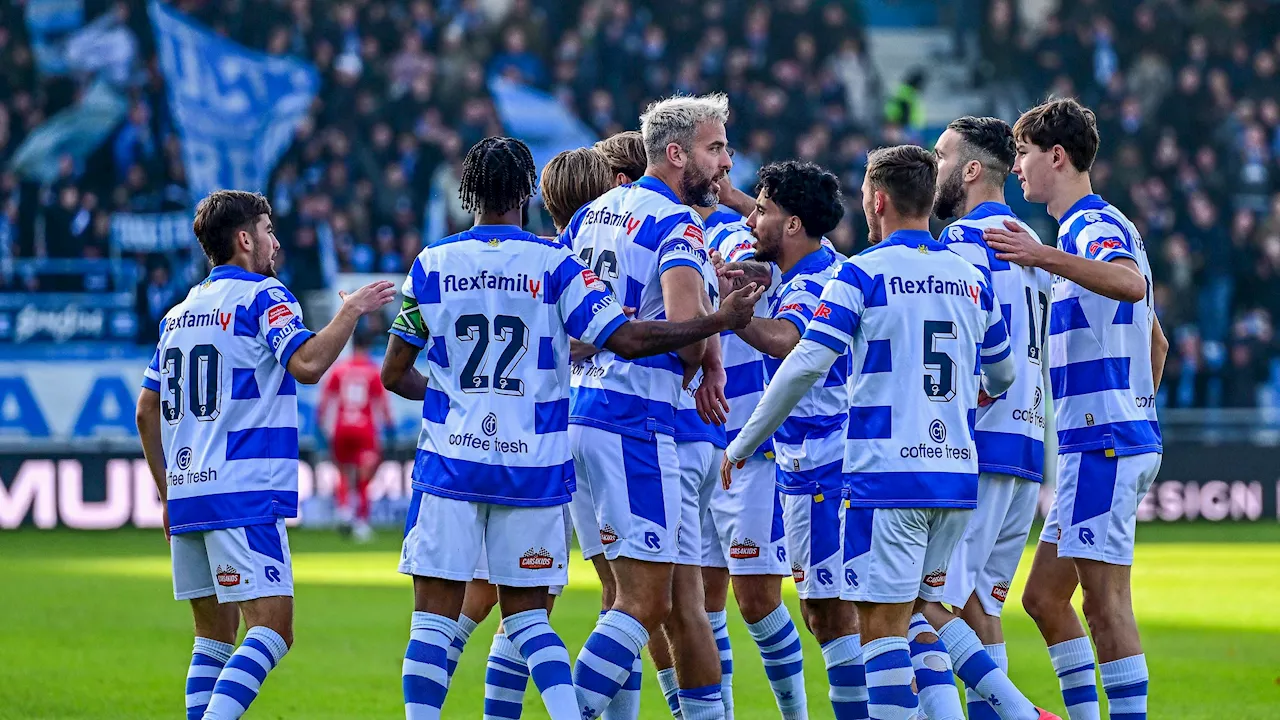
[979,280,1012,364]
[142,345,162,392]
[657,214,707,275]
[1076,216,1136,264]
[771,277,826,336]
[549,250,629,347]
[389,257,431,349]
[802,260,868,353]
[941,225,994,283]
[717,227,757,262]
[251,280,315,369]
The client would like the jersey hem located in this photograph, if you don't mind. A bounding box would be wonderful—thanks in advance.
[568,415,671,440]
[976,462,1044,483]
[1056,441,1163,456]
[411,481,570,508]
[168,515,283,535]
[845,499,978,509]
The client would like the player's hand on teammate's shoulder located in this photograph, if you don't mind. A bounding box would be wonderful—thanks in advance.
[717,281,768,329]
[338,280,398,315]
[985,219,1046,268]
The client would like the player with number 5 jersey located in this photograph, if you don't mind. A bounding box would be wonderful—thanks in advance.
[135,190,397,720]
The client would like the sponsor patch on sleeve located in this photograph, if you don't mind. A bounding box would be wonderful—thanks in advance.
[581,269,606,291]
[267,304,295,328]
[683,224,704,244]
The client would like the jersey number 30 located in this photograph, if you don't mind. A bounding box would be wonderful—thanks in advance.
[456,314,528,396]
[161,344,222,424]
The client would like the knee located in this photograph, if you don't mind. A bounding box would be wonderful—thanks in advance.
[1079,589,1121,635]
[735,593,779,626]
[620,589,671,631]
[1021,584,1060,622]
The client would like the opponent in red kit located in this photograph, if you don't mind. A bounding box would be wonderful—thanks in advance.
[317,332,393,541]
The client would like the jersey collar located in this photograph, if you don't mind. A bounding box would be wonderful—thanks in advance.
[464,224,527,240]
[206,264,265,283]
[633,175,682,205]
[874,229,946,253]
[780,244,836,283]
[963,201,1013,221]
[1060,193,1108,221]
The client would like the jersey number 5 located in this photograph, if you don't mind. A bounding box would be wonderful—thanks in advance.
[923,320,956,402]
[161,344,223,424]
[456,314,529,396]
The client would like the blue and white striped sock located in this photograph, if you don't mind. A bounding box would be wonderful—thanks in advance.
[656,667,683,718]
[403,611,457,720]
[863,636,918,720]
[1100,654,1148,720]
[506,609,578,720]
[908,615,964,720]
[745,604,807,719]
[201,626,288,720]
[1048,638,1100,720]
[447,614,479,681]
[940,618,1038,720]
[677,684,725,720]
[821,634,869,720]
[483,632,528,720]
[186,637,233,720]
[707,610,735,719]
[573,609,649,720]
[602,657,642,720]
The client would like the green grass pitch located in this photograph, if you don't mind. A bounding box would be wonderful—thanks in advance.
[2,523,1278,718]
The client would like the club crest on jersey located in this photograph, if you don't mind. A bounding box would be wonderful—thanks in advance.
[518,547,554,570]
[729,538,760,559]
[599,525,618,545]
[991,581,1010,603]
[267,304,294,328]
[581,269,606,291]
[923,569,947,587]
[216,565,241,587]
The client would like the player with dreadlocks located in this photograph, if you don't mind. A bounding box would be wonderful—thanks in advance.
[383,136,765,720]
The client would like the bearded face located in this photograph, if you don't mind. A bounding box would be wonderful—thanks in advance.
[932,160,966,220]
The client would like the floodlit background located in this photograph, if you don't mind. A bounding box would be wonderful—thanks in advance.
[2,0,1279,717]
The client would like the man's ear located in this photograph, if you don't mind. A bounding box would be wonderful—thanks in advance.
[964,158,983,184]
[665,142,684,168]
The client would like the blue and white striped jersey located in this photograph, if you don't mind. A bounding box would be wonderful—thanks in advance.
[764,245,849,492]
[141,265,315,534]
[672,248,728,447]
[1050,194,1161,456]
[391,225,627,507]
[804,230,1011,509]
[714,220,773,456]
[942,202,1052,482]
[563,175,707,439]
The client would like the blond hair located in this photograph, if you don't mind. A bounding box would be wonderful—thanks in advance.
[639,93,730,165]
[594,131,647,183]
[541,148,613,232]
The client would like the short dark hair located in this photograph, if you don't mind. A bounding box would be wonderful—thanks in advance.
[458,137,538,215]
[756,160,845,238]
[594,131,647,182]
[192,190,272,265]
[1012,98,1100,172]
[947,116,1016,183]
[542,148,612,231]
[865,145,937,218]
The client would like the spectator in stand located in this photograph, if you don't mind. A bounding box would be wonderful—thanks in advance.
[135,259,178,346]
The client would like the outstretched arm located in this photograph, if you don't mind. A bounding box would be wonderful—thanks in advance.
[984,220,1146,302]
[604,283,766,360]
[288,281,397,383]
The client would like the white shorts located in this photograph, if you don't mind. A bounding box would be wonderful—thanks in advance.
[843,507,971,604]
[676,441,718,565]
[942,473,1040,615]
[782,492,847,599]
[569,474,605,561]
[1040,450,1161,565]
[474,505,572,596]
[172,519,294,603]
[399,490,569,588]
[703,454,788,575]
[570,424,682,563]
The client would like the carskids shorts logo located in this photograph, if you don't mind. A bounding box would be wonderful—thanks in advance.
[791,563,805,583]
[991,581,1010,603]
[923,569,947,587]
[599,525,618,545]
[729,538,760,559]
[216,565,241,587]
[519,547,554,570]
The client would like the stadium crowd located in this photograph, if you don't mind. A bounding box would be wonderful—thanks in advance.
[2,0,1280,406]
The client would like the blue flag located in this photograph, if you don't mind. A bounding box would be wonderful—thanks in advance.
[149,2,319,201]
[489,78,596,182]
